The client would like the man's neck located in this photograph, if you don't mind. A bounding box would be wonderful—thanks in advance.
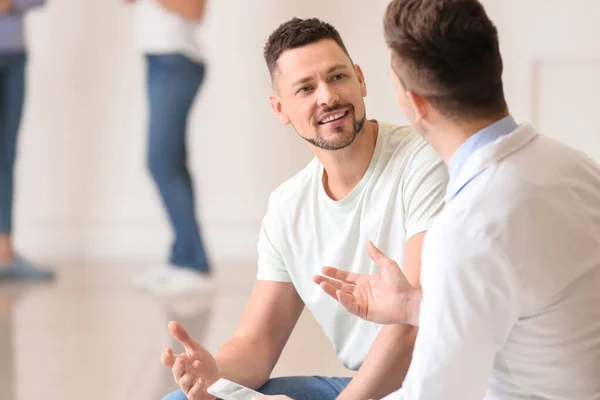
[429,112,509,164]
[318,120,379,201]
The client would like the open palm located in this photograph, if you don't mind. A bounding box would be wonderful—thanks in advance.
[161,321,220,400]
[313,241,420,325]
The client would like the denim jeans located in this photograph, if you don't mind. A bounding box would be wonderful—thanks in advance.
[146,53,210,272]
[161,376,352,400]
[0,52,26,234]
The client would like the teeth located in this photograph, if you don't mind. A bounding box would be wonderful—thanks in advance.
[321,111,346,124]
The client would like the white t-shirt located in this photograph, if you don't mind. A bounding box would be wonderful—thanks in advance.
[134,0,203,63]
[257,122,448,370]
[385,124,600,399]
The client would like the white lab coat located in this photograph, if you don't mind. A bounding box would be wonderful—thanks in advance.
[386,124,600,399]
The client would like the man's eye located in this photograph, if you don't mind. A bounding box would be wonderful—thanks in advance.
[297,86,312,94]
[332,74,346,81]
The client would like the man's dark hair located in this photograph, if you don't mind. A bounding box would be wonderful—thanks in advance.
[263,18,352,79]
[384,0,507,120]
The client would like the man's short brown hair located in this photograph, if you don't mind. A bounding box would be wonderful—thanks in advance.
[263,18,352,80]
[384,0,507,120]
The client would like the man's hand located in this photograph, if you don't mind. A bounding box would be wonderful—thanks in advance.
[0,0,13,15]
[161,321,220,400]
[313,241,422,326]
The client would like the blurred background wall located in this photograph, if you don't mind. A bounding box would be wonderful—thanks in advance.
[13,0,600,266]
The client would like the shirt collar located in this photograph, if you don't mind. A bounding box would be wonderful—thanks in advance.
[446,115,518,199]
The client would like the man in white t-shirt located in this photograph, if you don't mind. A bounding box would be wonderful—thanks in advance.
[159,18,448,400]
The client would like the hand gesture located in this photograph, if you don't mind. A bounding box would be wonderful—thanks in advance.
[313,241,421,325]
[161,321,220,400]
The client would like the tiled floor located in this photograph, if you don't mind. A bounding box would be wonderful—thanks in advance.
[0,262,352,400]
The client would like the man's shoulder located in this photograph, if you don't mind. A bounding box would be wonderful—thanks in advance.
[428,168,520,247]
[379,122,443,167]
[380,122,426,148]
[266,157,320,214]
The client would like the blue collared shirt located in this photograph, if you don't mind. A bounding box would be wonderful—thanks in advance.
[447,115,518,198]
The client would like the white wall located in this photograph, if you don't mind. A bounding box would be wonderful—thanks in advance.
[485,0,600,162]
[14,0,408,264]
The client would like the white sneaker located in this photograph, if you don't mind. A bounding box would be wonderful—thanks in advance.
[131,264,172,289]
[145,267,214,298]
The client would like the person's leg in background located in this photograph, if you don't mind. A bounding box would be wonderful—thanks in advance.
[0,52,54,281]
[161,376,352,400]
[133,53,211,296]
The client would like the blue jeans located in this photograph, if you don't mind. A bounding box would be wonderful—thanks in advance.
[0,52,26,234]
[146,54,210,272]
[161,376,352,400]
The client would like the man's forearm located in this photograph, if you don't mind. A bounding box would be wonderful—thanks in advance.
[404,288,422,327]
[214,335,278,390]
[337,324,418,400]
[158,0,205,21]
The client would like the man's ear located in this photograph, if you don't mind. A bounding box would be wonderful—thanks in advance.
[406,91,428,125]
[354,64,367,97]
[269,94,290,125]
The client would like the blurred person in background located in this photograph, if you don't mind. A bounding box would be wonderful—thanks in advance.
[0,0,54,281]
[125,0,212,296]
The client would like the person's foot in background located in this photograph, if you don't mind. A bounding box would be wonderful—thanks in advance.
[0,235,55,282]
[132,264,213,298]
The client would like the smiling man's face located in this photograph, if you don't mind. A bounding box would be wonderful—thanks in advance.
[269,39,368,151]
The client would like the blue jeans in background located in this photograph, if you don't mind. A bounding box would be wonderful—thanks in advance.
[161,376,352,400]
[146,54,210,273]
[0,52,26,234]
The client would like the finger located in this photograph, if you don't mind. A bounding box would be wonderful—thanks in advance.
[337,290,361,317]
[161,348,176,367]
[368,242,407,282]
[319,281,343,300]
[313,275,355,294]
[321,266,360,284]
[172,357,187,381]
[169,321,197,352]
[187,378,205,398]
[367,242,400,271]
[192,360,201,369]
[179,372,196,395]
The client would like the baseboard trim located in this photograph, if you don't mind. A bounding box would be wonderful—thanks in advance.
[14,220,260,264]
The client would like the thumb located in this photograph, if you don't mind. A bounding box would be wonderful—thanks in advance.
[367,241,402,280]
[168,321,198,352]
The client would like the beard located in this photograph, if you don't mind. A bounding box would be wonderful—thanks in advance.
[300,103,367,151]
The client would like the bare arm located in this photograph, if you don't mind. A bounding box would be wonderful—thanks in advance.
[337,233,425,400]
[0,0,11,14]
[162,280,303,399]
[157,0,206,21]
[215,280,304,390]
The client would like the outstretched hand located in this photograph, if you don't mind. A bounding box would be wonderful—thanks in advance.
[313,241,421,326]
[161,321,220,400]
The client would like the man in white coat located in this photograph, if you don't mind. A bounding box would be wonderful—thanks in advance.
[307,0,600,399]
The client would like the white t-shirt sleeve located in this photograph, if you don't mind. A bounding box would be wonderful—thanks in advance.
[256,197,292,283]
[402,144,448,238]
[383,229,521,400]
